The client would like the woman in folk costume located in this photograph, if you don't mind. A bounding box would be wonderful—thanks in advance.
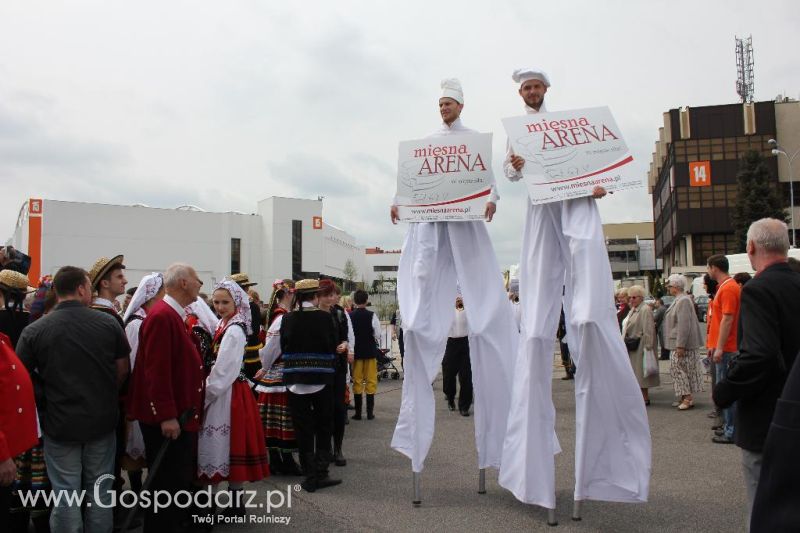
[121,273,165,493]
[185,297,219,373]
[254,280,302,476]
[198,279,269,509]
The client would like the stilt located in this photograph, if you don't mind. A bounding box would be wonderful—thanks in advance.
[572,500,582,521]
[478,468,486,494]
[547,507,558,527]
[412,472,421,506]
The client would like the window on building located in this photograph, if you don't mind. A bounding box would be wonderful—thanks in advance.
[373,265,399,272]
[691,234,739,266]
[292,220,302,280]
[231,238,241,275]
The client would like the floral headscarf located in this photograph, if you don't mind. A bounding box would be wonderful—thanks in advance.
[28,275,54,323]
[185,297,219,335]
[123,273,164,323]
[266,278,294,326]
[213,278,252,335]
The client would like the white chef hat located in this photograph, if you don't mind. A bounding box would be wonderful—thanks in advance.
[440,78,464,104]
[512,68,551,87]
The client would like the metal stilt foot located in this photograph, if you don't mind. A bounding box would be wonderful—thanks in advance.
[572,500,582,521]
[412,472,421,506]
[547,508,558,526]
[478,468,486,494]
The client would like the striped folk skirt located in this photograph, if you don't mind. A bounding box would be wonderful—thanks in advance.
[12,440,50,517]
[257,391,298,453]
[669,349,705,396]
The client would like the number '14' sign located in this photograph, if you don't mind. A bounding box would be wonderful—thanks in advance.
[689,161,711,187]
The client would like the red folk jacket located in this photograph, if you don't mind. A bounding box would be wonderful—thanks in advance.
[127,299,205,432]
[0,333,38,461]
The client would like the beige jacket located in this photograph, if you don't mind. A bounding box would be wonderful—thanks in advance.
[662,294,703,350]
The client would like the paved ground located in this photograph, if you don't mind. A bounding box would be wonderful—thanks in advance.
[210,350,748,533]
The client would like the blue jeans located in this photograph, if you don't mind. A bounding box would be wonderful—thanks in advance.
[43,431,116,533]
[716,352,738,439]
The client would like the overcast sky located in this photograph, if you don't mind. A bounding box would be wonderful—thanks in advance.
[2,1,799,267]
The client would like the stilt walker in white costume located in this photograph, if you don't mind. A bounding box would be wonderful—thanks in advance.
[498,68,651,523]
[390,79,517,504]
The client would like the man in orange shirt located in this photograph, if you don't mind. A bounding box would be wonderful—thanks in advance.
[707,254,741,444]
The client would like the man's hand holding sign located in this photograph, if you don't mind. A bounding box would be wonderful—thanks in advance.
[393,132,497,223]
[502,106,640,205]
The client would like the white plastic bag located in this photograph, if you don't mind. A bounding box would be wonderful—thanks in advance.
[643,348,659,377]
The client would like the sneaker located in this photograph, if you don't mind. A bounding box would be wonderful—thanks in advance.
[706,410,718,418]
[671,401,681,407]
[712,435,734,444]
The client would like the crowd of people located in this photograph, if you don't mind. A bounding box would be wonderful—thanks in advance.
[0,255,385,533]
[603,220,800,530]
[2,66,800,533]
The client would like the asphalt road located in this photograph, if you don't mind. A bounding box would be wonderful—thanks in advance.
[211,345,747,533]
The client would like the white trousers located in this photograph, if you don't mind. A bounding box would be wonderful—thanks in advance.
[499,198,651,509]
[391,221,517,473]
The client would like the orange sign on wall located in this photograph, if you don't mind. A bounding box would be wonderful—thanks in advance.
[312,216,323,230]
[27,198,43,285]
[689,161,711,187]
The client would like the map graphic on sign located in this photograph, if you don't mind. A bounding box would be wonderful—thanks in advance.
[503,106,643,205]
[395,132,493,222]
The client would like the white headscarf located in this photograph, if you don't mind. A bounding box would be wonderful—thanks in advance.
[122,273,163,323]
[185,297,219,335]
[213,278,253,335]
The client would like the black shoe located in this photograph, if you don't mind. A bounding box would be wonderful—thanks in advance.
[314,475,342,490]
[459,408,471,417]
[223,490,246,518]
[714,429,724,436]
[333,448,347,467]
[561,374,574,380]
[281,453,303,476]
[712,435,734,444]
[366,394,375,420]
[301,476,317,492]
[711,423,723,430]
[352,394,363,420]
[447,398,456,411]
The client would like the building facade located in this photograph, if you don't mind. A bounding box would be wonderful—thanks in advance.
[648,99,800,275]
[10,196,391,291]
[602,222,657,279]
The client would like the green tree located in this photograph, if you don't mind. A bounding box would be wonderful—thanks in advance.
[342,259,358,292]
[731,150,788,252]
[651,276,665,299]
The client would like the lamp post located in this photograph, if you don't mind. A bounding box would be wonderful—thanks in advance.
[768,138,799,248]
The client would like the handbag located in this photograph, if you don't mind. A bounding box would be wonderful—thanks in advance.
[643,348,659,377]
[624,336,641,351]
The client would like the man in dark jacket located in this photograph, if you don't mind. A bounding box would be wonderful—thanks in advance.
[17,266,130,533]
[751,346,800,532]
[713,218,800,529]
